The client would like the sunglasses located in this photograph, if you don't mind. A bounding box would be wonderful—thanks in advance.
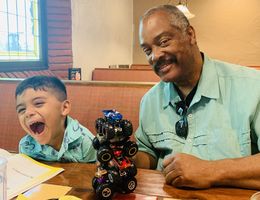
[175,102,188,139]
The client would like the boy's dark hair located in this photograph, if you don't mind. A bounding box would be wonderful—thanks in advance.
[15,75,67,101]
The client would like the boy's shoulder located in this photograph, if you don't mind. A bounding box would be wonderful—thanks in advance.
[66,116,94,139]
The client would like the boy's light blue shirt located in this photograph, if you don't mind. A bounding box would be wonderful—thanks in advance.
[19,116,96,163]
[135,54,260,170]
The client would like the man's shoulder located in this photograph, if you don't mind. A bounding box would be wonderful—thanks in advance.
[210,58,260,80]
[142,81,165,99]
[139,81,169,111]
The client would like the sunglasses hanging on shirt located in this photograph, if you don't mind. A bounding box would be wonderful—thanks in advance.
[173,82,198,139]
[175,101,188,139]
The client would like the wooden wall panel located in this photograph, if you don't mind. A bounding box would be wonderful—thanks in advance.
[92,68,160,82]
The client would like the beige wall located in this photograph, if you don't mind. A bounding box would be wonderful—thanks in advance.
[72,0,133,80]
[133,0,260,66]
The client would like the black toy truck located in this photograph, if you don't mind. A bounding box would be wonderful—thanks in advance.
[92,110,138,200]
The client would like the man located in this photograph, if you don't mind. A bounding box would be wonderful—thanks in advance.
[135,4,260,189]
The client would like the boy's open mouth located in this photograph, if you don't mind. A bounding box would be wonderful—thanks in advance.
[30,122,45,134]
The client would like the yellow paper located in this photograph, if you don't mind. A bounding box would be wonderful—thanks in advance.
[22,183,71,200]
[16,194,29,200]
[21,183,71,200]
[59,195,82,200]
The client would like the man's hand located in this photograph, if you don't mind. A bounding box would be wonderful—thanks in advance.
[162,153,214,189]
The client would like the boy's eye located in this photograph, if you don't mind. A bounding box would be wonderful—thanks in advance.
[34,102,44,107]
[17,108,25,114]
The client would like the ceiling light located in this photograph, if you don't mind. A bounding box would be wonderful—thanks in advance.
[176,1,195,19]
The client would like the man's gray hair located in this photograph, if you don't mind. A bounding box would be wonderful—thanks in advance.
[141,4,190,32]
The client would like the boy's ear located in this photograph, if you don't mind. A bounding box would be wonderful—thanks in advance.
[61,100,71,116]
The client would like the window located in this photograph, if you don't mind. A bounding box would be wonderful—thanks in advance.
[0,0,47,72]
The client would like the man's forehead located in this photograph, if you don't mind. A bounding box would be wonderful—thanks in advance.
[139,13,177,43]
[143,10,171,23]
[140,11,172,33]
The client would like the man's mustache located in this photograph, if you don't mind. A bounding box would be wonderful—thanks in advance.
[153,56,177,73]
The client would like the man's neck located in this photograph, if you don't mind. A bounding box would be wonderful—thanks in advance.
[175,51,204,99]
[177,86,193,99]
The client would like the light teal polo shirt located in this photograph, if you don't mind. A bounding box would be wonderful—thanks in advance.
[135,54,260,170]
[19,116,96,163]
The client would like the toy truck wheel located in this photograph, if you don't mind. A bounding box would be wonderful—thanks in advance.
[92,137,100,150]
[97,147,113,163]
[96,183,114,200]
[121,120,133,136]
[108,170,120,185]
[123,141,138,157]
[95,118,105,132]
[105,123,115,139]
[128,163,137,176]
[92,177,99,189]
[123,177,137,193]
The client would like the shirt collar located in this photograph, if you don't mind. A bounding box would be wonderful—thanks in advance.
[58,116,82,156]
[163,82,181,108]
[196,54,220,99]
[163,53,220,109]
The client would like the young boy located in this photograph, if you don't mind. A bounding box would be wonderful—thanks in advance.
[15,75,96,162]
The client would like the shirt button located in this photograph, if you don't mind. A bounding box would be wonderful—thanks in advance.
[188,114,192,118]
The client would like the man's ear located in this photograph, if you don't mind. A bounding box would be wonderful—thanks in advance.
[186,25,197,45]
[61,100,71,116]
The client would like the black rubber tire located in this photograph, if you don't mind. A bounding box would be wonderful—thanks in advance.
[123,141,138,157]
[97,146,113,163]
[123,177,137,193]
[96,183,114,200]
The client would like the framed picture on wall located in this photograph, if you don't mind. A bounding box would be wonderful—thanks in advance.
[68,68,81,80]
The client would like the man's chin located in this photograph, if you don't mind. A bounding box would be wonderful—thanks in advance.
[158,69,181,83]
[159,74,175,82]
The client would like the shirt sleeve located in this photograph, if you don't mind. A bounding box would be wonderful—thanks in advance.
[19,138,25,153]
[254,101,260,149]
[19,135,31,154]
[81,128,96,163]
[135,125,158,160]
[135,97,158,160]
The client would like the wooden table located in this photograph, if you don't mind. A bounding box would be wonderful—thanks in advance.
[42,162,258,200]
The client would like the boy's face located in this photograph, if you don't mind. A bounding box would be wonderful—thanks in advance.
[16,88,70,150]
